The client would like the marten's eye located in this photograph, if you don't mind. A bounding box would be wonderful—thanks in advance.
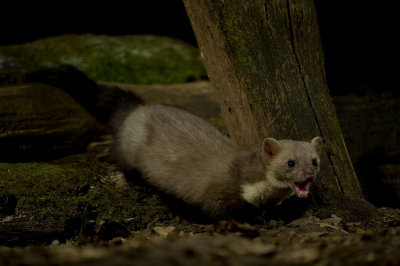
[312,159,318,167]
[287,160,296,168]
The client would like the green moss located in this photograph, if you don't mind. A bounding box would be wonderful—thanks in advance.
[0,161,101,220]
[207,117,228,136]
[0,160,170,227]
[86,183,169,225]
[223,6,251,75]
[0,34,207,84]
[128,230,143,239]
[222,5,264,104]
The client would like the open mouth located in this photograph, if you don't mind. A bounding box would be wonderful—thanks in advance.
[294,181,311,198]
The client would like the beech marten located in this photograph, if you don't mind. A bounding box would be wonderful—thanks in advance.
[114,104,322,218]
[29,65,323,219]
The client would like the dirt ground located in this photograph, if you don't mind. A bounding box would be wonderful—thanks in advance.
[1,205,400,266]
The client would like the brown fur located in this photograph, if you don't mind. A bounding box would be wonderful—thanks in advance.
[114,104,322,218]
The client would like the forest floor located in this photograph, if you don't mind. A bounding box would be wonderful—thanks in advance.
[1,197,400,266]
[1,80,400,266]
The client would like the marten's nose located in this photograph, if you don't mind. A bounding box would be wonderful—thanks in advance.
[305,174,314,182]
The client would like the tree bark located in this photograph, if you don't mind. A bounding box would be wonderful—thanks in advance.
[183,0,364,206]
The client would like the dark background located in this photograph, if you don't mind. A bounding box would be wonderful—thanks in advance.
[0,1,397,95]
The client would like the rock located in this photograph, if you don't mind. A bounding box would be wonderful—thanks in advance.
[0,58,29,85]
[0,160,106,245]
[0,159,172,246]
[0,34,207,84]
[0,83,103,161]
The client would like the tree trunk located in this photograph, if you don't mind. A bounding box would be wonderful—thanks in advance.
[183,0,367,210]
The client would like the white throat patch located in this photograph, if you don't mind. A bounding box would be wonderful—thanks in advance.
[241,181,269,207]
[241,177,294,207]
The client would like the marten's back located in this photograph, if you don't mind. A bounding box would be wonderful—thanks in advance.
[114,104,241,205]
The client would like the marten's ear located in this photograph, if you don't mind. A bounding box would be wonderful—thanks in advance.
[311,136,323,155]
[262,138,282,161]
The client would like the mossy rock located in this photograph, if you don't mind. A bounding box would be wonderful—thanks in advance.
[0,158,172,245]
[0,83,104,162]
[0,34,207,84]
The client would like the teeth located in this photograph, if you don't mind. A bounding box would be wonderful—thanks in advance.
[294,181,310,198]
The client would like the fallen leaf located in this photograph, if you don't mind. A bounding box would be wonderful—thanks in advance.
[153,226,177,237]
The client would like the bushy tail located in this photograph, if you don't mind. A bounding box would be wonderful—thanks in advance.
[26,64,143,131]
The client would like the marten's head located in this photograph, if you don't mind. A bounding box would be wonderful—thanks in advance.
[261,137,323,198]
